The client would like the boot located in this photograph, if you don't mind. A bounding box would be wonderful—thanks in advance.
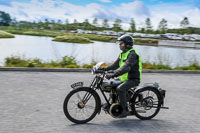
[118,107,129,118]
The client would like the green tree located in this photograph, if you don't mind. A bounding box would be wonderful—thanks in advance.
[65,19,69,24]
[10,17,17,26]
[83,19,90,30]
[64,19,69,30]
[37,20,44,29]
[73,19,78,24]
[57,19,62,24]
[129,18,136,32]
[0,11,12,26]
[112,18,122,32]
[92,18,98,26]
[50,20,56,29]
[56,19,63,30]
[158,18,168,33]
[51,20,55,24]
[44,18,49,23]
[44,18,50,29]
[145,18,153,33]
[72,19,79,29]
[180,17,189,28]
[102,19,109,29]
[140,28,145,33]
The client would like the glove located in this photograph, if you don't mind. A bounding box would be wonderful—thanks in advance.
[105,73,116,80]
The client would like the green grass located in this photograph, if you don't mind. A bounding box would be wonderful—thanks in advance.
[174,63,200,70]
[53,34,93,44]
[0,26,160,45]
[3,55,200,70]
[22,30,63,37]
[0,30,15,38]
[77,33,117,42]
[0,27,64,37]
[0,27,117,43]
[4,56,80,68]
[142,62,172,70]
[134,39,158,46]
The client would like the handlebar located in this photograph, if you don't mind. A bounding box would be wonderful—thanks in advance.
[93,69,114,74]
[94,69,105,74]
[92,69,116,80]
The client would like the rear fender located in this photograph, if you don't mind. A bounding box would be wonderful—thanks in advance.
[132,86,163,103]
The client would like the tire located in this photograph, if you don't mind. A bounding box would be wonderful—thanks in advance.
[131,87,162,120]
[63,87,100,124]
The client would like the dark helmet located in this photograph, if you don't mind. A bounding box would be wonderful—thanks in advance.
[117,34,134,46]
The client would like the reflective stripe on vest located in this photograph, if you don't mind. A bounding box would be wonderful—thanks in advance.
[119,48,142,82]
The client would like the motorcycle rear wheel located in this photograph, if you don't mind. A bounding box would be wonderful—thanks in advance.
[131,87,162,120]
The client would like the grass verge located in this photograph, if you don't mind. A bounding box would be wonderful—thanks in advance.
[2,56,200,70]
[53,34,93,44]
[77,33,117,42]
[0,30,15,38]
[0,27,159,45]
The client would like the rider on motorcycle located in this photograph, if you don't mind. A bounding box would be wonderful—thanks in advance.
[103,34,142,118]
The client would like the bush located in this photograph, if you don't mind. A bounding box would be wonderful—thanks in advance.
[174,62,200,70]
[134,39,158,45]
[60,56,78,66]
[23,30,62,37]
[3,55,200,70]
[79,34,117,42]
[142,62,172,70]
[53,34,92,43]
[5,56,27,67]
[5,56,45,67]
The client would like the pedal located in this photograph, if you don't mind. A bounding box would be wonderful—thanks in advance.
[102,103,109,111]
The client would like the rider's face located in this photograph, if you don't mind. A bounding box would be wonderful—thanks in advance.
[119,41,125,51]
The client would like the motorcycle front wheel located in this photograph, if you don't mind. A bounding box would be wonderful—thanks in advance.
[63,87,100,124]
[131,87,162,120]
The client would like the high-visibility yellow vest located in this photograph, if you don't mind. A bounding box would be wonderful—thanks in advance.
[119,48,142,82]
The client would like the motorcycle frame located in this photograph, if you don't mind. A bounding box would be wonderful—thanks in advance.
[88,72,121,107]
[78,71,168,112]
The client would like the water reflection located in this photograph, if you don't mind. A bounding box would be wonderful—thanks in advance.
[0,35,200,67]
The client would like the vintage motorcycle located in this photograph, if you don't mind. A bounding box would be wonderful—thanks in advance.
[63,62,168,124]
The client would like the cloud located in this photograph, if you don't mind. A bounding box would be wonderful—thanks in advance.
[99,0,112,3]
[183,8,200,27]
[0,0,149,25]
[149,2,200,29]
[93,1,150,24]
[0,0,200,29]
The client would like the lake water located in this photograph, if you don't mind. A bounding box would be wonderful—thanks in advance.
[0,35,200,67]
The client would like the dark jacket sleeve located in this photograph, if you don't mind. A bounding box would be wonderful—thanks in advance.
[104,58,120,71]
[114,51,138,76]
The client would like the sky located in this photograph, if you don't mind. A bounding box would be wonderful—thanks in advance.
[0,0,200,30]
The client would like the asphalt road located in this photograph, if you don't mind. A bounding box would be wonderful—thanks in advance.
[0,71,200,133]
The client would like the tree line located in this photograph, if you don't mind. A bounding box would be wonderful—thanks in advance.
[0,10,200,34]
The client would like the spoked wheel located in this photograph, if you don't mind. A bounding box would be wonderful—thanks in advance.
[63,87,100,124]
[131,87,162,120]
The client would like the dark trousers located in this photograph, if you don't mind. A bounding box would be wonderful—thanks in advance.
[116,79,140,109]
